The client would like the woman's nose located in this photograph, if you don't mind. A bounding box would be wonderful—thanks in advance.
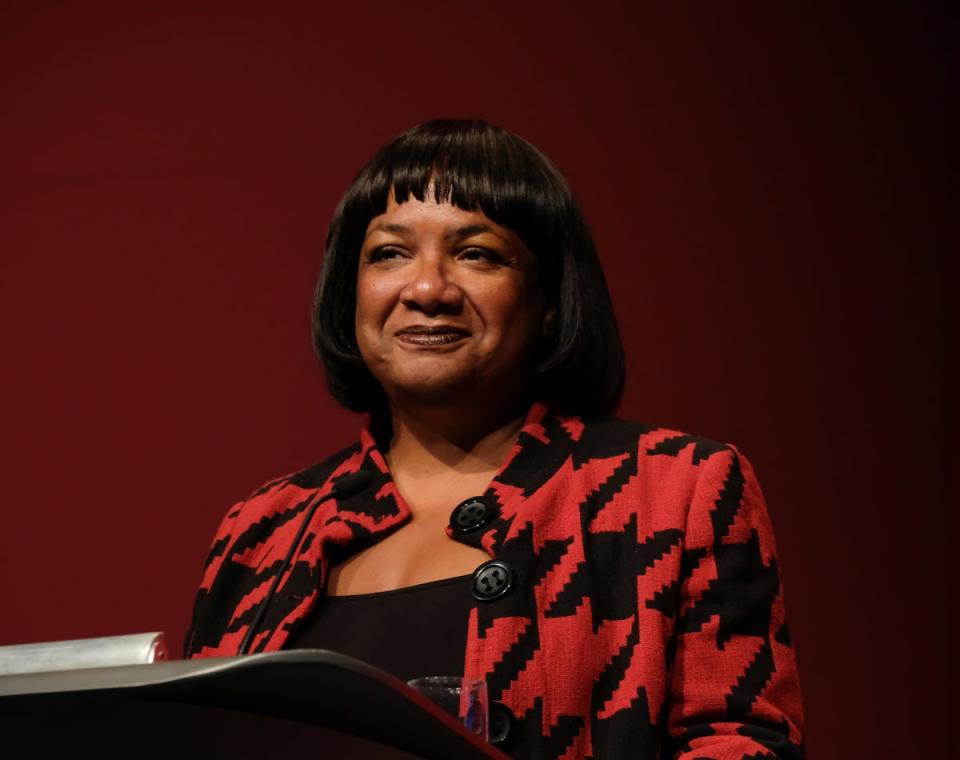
[399,255,462,314]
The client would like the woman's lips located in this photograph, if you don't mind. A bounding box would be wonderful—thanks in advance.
[395,325,470,346]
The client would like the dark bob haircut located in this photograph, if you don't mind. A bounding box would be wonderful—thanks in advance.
[312,118,625,418]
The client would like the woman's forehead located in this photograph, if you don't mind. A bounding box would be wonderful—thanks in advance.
[363,191,512,241]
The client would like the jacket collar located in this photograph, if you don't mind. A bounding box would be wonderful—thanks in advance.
[318,403,557,556]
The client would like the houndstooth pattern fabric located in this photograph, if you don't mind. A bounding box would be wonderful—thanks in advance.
[186,404,804,759]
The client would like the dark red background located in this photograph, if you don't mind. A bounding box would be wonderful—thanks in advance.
[0,3,947,756]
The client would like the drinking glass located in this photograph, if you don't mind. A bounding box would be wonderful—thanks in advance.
[407,675,488,741]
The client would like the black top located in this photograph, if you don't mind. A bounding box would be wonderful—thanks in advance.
[283,574,475,683]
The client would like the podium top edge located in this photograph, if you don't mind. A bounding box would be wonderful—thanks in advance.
[0,649,396,697]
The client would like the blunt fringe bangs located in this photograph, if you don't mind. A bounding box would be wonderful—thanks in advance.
[312,118,625,418]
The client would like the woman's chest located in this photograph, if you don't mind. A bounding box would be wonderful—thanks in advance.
[326,508,491,595]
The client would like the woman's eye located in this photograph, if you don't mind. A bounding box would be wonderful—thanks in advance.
[368,246,404,262]
[460,247,501,264]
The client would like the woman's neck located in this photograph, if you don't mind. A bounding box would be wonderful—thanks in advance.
[385,399,529,479]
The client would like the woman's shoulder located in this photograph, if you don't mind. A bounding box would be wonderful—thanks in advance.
[545,408,737,468]
[537,408,756,502]
[227,439,367,519]
[538,410,766,532]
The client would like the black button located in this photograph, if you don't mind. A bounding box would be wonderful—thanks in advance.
[489,701,517,748]
[471,559,513,601]
[449,495,498,535]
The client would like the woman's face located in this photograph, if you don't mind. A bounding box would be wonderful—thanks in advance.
[355,191,550,407]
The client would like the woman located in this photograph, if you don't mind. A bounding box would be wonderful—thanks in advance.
[185,119,805,759]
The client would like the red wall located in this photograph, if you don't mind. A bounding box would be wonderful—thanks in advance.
[0,3,946,756]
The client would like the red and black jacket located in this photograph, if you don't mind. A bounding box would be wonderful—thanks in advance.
[185,404,805,759]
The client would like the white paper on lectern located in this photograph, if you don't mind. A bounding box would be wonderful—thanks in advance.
[0,632,168,675]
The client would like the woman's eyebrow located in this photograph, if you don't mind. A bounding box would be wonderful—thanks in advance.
[366,222,507,242]
[366,222,409,236]
[446,224,505,242]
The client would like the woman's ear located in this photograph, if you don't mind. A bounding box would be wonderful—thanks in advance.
[542,307,557,338]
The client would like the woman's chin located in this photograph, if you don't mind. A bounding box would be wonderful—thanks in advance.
[382,370,481,405]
